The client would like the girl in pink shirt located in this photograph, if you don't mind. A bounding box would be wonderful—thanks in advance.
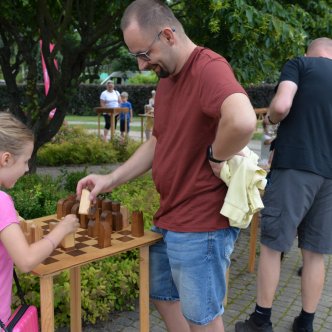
[0,111,80,323]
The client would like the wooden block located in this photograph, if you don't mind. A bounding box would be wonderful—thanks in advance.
[66,194,77,201]
[87,219,95,237]
[96,197,103,209]
[60,232,76,251]
[63,199,76,216]
[30,224,44,243]
[98,220,111,248]
[71,202,80,217]
[20,219,37,243]
[120,206,130,228]
[112,212,123,231]
[49,221,58,232]
[20,219,30,233]
[111,201,121,212]
[79,189,91,215]
[131,211,144,237]
[56,199,66,219]
[102,199,112,212]
[79,214,88,229]
[100,210,113,226]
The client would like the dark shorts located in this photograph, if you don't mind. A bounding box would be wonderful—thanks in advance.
[120,119,130,133]
[261,169,332,254]
[103,114,118,130]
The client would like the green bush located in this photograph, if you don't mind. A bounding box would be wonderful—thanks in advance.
[37,126,141,166]
[8,171,159,328]
[127,71,159,85]
[111,174,159,229]
[7,174,67,219]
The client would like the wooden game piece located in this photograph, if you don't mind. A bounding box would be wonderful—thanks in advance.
[49,221,58,231]
[79,214,88,229]
[63,199,76,216]
[112,213,123,231]
[102,199,112,212]
[56,198,66,219]
[30,223,44,243]
[66,194,77,201]
[94,205,101,237]
[87,206,99,237]
[79,189,91,215]
[20,219,29,233]
[87,219,95,237]
[111,201,121,212]
[71,202,80,217]
[120,206,130,228]
[60,232,76,251]
[98,220,112,248]
[100,210,113,226]
[111,201,123,231]
[20,219,37,244]
[131,211,144,237]
[96,197,103,209]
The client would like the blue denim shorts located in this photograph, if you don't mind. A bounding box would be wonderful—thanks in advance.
[149,226,240,325]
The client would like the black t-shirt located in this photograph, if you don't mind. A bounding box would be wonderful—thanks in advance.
[271,56,332,179]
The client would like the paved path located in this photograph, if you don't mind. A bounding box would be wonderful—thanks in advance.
[56,228,332,332]
[44,136,331,332]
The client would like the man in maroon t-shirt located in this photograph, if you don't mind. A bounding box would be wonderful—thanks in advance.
[77,1,256,331]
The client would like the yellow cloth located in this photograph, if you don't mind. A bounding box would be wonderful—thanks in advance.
[220,147,267,228]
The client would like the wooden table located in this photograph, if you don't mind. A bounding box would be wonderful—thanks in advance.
[94,107,130,140]
[138,114,154,143]
[255,107,268,121]
[31,214,162,332]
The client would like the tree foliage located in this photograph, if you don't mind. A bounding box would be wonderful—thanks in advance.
[0,0,331,171]
[174,0,332,83]
[0,0,131,171]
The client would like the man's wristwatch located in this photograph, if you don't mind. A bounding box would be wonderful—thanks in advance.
[207,145,225,163]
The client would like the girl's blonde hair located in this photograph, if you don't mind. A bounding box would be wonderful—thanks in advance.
[0,111,34,155]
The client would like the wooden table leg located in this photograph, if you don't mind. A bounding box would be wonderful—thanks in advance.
[140,117,144,143]
[40,276,54,332]
[70,267,82,332]
[248,212,259,273]
[97,114,100,139]
[139,246,149,332]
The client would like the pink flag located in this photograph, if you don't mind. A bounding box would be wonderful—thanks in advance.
[40,41,58,119]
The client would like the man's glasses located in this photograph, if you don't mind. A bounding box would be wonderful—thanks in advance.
[128,28,175,62]
[128,30,162,62]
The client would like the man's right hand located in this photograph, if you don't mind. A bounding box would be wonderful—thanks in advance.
[76,173,113,203]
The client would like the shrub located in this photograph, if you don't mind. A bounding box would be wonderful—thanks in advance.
[37,126,141,166]
[7,174,67,219]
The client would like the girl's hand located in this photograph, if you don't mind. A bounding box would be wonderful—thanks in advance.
[58,214,80,234]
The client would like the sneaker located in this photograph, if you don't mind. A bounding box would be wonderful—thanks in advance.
[292,316,313,332]
[235,314,273,332]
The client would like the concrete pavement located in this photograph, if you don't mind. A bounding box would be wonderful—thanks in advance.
[56,227,332,331]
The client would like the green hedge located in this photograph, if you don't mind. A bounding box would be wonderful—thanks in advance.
[37,126,141,166]
[8,171,159,328]
[0,83,275,116]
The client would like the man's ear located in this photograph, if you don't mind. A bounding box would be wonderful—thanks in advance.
[0,152,12,167]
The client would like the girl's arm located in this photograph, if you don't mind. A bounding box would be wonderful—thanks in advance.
[0,214,79,272]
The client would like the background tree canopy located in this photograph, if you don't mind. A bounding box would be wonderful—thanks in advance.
[0,0,331,171]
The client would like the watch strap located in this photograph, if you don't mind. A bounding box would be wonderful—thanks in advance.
[207,145,225,163]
